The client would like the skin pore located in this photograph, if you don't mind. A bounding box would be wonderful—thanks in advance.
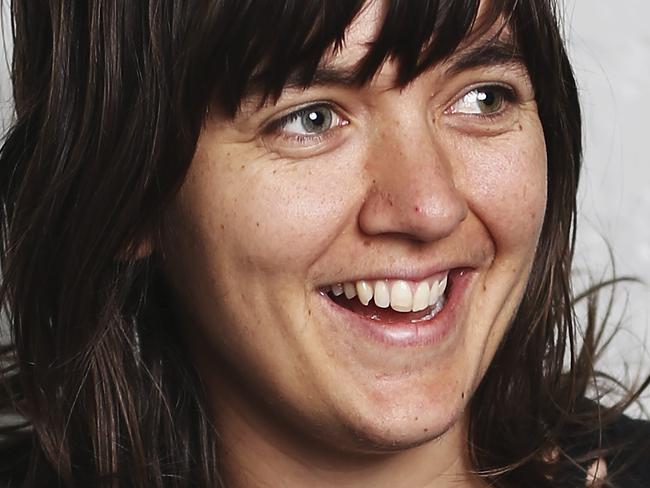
[160,1,547,486]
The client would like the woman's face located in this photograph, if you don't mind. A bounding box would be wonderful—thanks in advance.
[162,1,547,455]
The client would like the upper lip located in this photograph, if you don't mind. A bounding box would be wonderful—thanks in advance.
[317,262,475,288]
[315,239,490,287]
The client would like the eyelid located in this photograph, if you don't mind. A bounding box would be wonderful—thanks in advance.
[446,83,518,116]
[262,101,345,135]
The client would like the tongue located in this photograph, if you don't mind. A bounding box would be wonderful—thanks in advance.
[330,294,433,324]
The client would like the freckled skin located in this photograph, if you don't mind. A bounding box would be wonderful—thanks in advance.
[160,2,547,487]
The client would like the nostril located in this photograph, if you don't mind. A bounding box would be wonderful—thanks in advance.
[358,184,467,242]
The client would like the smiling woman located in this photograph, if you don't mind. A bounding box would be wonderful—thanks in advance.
[0,1,648,487]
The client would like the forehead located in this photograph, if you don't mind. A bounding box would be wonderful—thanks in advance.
[328,0,384,67]
[327,0,505,65]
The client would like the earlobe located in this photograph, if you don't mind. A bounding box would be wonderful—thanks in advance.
[118,238,154,261]
[133,239,154,260]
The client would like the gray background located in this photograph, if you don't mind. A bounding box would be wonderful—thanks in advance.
[0,1,649,411]
[562,0,650,412]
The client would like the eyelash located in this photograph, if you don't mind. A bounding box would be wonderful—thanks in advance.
[262,83,519,145]
[263,102,346,145]
[447,83,518,120]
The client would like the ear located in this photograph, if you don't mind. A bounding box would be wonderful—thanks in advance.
[117,236,154,261]
[132,239,154,260]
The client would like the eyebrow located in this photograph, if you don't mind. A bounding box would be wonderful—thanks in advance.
[442,40,524,76]
[246,65,360,98]
[288,41,523,88]
[244,40,524,104]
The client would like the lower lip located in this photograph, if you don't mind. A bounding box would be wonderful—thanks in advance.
[319,269,474,348]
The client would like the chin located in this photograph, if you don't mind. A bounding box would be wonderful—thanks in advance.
[325,386,468,455]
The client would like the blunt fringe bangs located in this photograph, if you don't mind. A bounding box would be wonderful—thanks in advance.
[193,0,511,114]
[3,0,640,487]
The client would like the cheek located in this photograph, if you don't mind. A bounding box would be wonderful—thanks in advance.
[177,142,365,278]
[458,127,548,253]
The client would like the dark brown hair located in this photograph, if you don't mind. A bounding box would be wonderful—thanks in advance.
[0,0,646,487]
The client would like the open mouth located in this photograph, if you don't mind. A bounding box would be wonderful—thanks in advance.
[321,272,450,325]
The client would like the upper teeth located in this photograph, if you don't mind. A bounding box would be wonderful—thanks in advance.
[327,274,448,313]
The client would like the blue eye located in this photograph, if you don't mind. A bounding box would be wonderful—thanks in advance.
[275,104,343,136]
[449,85,514,115]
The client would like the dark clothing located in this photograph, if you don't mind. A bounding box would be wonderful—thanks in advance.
[568,413,650,487]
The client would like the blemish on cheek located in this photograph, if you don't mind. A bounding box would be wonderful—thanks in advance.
[424,428,429,433]
[363,239,371,247]
[461,392,465,400]
[414,206,421,213]
[240,164,246,170]
[256,222,260,227]
[220,224,225,230]
[518,124,523,131]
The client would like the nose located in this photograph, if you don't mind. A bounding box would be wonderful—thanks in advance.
[358,115,468,243]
